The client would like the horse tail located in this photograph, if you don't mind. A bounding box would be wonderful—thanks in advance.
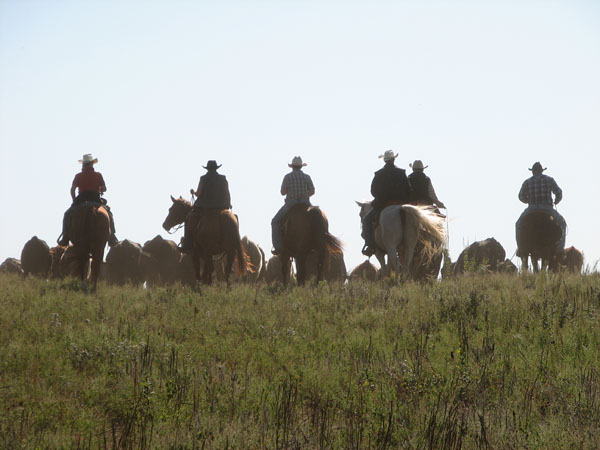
[403,205,447,263]
[232,220,253,276]
[310,207,343,256]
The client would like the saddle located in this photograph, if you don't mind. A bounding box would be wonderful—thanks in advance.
[281,203,312,234]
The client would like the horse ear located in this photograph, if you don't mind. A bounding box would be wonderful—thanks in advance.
[355,201,365,207]
[170,195,176,203]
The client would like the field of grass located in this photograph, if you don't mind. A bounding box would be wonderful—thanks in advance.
[1,273,600,449]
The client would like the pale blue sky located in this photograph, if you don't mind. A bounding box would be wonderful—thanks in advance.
[1,1,599,272]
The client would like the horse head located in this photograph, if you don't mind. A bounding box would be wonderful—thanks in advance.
[355,200,373,220]
[162,195,192,231]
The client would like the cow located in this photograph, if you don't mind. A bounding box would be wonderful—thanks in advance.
[498,259,518,274]
[348,260,379,282]
[265,255,296,284]
[59,245,88,279]
[141,235,181,286]
[452,238,506,276]
[305,250,347,282]
[0,258,24,275]
[105,239,146,286]
[563,246,584,273]
[21,236,51,277]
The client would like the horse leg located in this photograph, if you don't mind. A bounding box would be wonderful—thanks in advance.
[532,257,540,273]
[89,248,104,291]
[281,254,291,286]
[316,249,326,283]
[224,251,235,287]
[375,251,387,279]
[296,255,307,286]
[386,246,400,282]
[520,256,529,273]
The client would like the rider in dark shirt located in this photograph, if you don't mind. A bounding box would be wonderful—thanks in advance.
[361,150,412,256]
[180,160,231,253]
[408,160,446,210]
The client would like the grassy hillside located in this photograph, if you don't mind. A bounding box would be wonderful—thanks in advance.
[1,273,600,449]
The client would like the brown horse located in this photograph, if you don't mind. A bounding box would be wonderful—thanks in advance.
[278,204,343,285]
[517,211,562,272]
[67,202,111,289]
[162,196,251,285]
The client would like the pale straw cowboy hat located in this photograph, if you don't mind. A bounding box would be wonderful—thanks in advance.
[410,160,429,170]
[378,150,398,162]
[288,156,307,168]
[78,154,98,164]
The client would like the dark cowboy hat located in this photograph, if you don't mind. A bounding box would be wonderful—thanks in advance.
[528,162,547,172]
[203,160,222,170]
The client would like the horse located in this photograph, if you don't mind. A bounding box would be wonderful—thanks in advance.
[67,202,111,290]
[162,196,251,285]
[356,201,447,280]
[517,211,562,272]
[278,203,343,286]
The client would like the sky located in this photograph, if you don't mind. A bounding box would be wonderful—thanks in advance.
[1,0,599,273]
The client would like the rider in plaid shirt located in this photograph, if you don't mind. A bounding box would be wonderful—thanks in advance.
[516,162,566,256]
[271,156,315,254]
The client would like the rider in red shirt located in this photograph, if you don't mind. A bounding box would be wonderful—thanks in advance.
[57,154,118,247]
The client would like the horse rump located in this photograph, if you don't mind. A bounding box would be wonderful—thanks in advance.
[518,211,561,259]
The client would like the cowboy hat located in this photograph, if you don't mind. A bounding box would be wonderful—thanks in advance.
[78,154,98,164]
[378,150,398,162]
[528,162,546,172]
[410,160,428,170]
[203,160,222,170]
[288,156,307,168]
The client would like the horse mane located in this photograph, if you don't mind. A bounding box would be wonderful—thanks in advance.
[175,196,192,207]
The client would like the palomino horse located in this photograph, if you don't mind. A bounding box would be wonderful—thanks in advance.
[162,196,251,285]
[278,203,343,286]
[517,211,562,272]
[357,201,447,280]
[67,202,111,290]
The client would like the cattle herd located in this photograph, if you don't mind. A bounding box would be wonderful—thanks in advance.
[0,234,586,286]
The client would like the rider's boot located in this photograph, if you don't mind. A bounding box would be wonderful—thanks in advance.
[57,211,70,247]
[107,209,119,247]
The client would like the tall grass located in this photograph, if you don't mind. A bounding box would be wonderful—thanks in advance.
[1,273,599,448]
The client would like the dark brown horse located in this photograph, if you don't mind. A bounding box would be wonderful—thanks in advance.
[162,196,251,285]
[517,211,562,272]
[279,204,343,285]
[67,202,111,289]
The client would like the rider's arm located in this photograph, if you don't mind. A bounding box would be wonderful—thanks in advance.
[518,180,529,204]
[70,185,76,201]
[280,175,288,196]
[193,179,204,197]
[98,173,107,194]
[224,179,232,208]
[428,180,445,208]
[552,178,563,204]
[306,175,315,197]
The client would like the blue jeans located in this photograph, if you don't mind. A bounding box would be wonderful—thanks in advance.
[516,204,567,254]
[271,199,310,250]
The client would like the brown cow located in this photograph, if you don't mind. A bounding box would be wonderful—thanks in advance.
[563,246,583,273]
[105,239,146,286]
[348,260,378,282]
[0,258,24,275]
[141,235,181,286]
[21,236,51,277]
[215,236,264,283]
[453,238,506,276]
[49,245,68,279]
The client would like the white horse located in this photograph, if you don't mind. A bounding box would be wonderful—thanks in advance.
[356,201,447,280]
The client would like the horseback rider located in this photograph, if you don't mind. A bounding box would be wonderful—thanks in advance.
[271,156,315,255]
[408,160,446,211]
[180,160,231,253]
[361,150,412,257]
[57,154,118,247]
[516,161,567,257]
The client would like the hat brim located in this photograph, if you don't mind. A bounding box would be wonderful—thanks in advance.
[379,153,398,160]
[78,159,98,164]
[203,165,222,170]
[528,167,547,171]
[288,163,307,168]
